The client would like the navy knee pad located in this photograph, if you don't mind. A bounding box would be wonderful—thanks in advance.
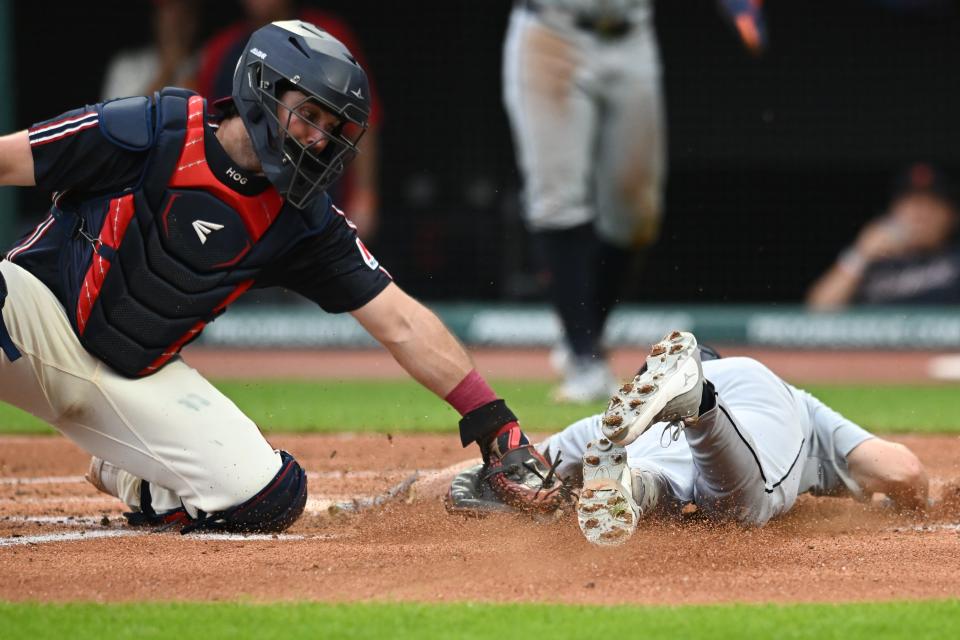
[181,450,308,534]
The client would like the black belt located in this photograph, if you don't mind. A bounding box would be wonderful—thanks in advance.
[525,1,633,38]
[0,269,22,362]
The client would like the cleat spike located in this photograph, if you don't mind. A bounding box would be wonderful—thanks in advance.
[602,414,623,427]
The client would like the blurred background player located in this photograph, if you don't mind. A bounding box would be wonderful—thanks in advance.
[193,0,382,240]
[807,163,960,309]
[501,0,767,403]
[101,0,201,100]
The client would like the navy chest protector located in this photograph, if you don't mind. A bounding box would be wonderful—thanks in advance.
[57,89,289,377]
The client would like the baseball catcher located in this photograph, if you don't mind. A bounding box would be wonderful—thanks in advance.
[448,331,929,545]
[0,21,562,534]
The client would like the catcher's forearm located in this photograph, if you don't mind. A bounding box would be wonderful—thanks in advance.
[352,283,474,397]
[353,284,521,447]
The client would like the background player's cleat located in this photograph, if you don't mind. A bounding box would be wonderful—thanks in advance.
[577,439,662,546]
[601,331,703,446]
[549,341,572,376]
[552,356,618,404]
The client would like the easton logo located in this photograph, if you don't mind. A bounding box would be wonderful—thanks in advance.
[250,47,267,60]
[192,219,225,244]
[225,167,248,185]
[355,238,379,270]
[351,87,364,99]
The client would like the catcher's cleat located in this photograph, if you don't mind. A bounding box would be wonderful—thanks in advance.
[86,457,191,530]
[577,439,663,546]
[481,424,569,514]
[601,330,703,446]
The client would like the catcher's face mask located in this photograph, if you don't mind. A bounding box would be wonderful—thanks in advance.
[232,20,371,209]
[257,83,366,208]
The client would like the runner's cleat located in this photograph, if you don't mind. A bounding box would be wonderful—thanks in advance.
[600,331,703,446]
[577,439,663,546]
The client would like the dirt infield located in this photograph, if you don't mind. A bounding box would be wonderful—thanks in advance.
[2,433,960,604]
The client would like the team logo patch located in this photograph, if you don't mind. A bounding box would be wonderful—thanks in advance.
[355,238,379,270]
[192,219,225,244]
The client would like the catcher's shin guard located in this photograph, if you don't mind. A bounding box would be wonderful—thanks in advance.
[179,450,307,534]
[122,451,308,534]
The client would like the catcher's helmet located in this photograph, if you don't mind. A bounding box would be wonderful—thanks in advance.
[232,20,370,208]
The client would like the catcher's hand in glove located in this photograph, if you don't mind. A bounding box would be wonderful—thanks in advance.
[458,400,569,514]
[480,424,568,514]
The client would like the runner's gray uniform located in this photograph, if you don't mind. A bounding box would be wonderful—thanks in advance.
[540,358,875,526]
[503,0,664,244]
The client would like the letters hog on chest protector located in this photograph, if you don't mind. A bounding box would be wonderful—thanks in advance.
[60,90,288,377]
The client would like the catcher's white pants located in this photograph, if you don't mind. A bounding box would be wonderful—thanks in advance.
[541,357,874,525]
[502,5,666,247]
[0,260,280,515]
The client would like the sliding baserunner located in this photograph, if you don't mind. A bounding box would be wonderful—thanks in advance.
[448,331,928,545]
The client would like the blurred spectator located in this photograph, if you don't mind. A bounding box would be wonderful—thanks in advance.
[194,0,382,240]
[101,0,201,100]
[807,163,960,309]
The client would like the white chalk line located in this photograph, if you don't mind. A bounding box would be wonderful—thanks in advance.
[0,459,477,549]
[0,475,85,486]
[2,493,379,507]
[904,523,960,533]
[0,469,440,486]
[0,524,329,547]
[0,529,143,547]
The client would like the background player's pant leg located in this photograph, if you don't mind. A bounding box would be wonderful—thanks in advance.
[503,8,598,232]
[591,27,665,326]
[593,27,666,250]
[0,261,280,515]
[685,392,804,527]
[503,9,604,357]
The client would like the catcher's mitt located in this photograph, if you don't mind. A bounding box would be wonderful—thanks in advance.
[457,399,570,514]
[445,464,514,515]
[480,427,570,514]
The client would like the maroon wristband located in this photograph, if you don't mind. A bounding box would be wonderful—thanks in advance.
[444,369,497,417]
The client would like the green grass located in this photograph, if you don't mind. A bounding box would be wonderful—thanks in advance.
[2,380,960,436]
[0,601,957,639]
